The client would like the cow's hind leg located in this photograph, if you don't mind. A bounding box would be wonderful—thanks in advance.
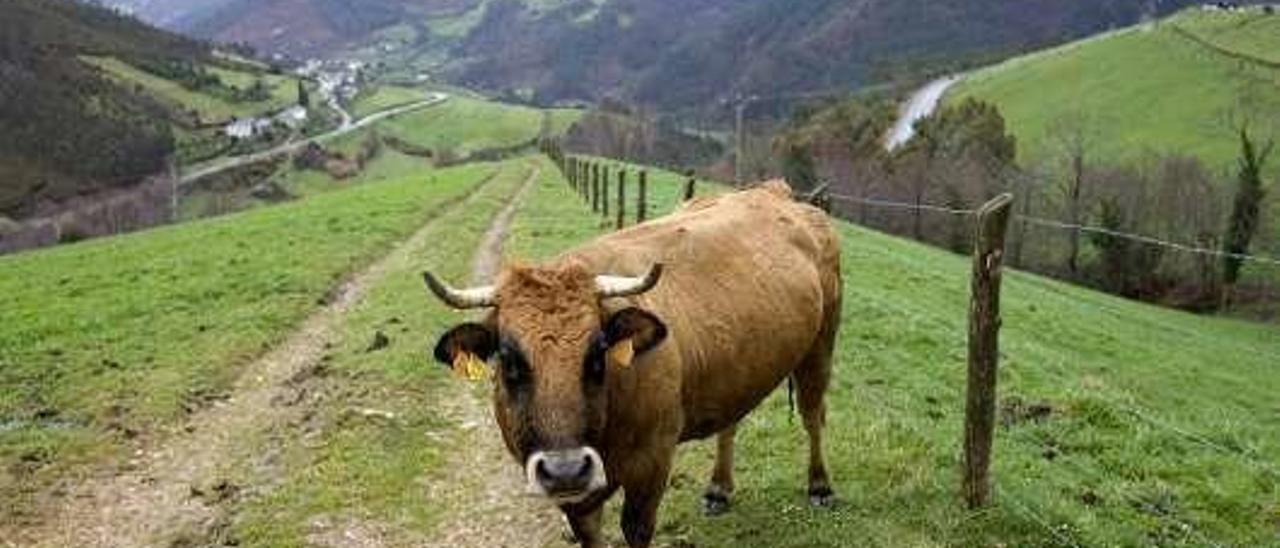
[794,305,838,507]
[702,424,737,515]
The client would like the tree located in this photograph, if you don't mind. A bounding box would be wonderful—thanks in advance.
[243,79,270,102]
[1047,110,1096,277]
[780,142,818,193]
[297,80,310,108]
[1221,127,1272,308]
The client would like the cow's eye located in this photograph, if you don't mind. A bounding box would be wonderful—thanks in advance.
[583,333,608,384]
[497,344,529,387]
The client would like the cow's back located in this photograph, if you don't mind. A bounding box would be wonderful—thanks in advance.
[560,180,840,441]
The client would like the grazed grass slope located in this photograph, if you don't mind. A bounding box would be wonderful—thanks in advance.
[351,84,427,118]
[229,160,536,546]
[947,11,1280,175]
[82,55,298,122]
[274,97,579,198]
[0,162,496,521]
[228,156,616,546]
[379,96,580,155]
[1171,8,1280,65]
[477,162,1280,546]
[7,154,1278,545]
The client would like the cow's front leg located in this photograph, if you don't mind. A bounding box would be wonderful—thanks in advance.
[562,486,616,548]
[619,451,674,547]
[562,505,604,548]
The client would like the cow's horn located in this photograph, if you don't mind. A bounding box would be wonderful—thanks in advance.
[422,271,496,309]
[596,264,663,298]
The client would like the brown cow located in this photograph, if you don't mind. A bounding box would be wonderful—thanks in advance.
[424,180,841,547]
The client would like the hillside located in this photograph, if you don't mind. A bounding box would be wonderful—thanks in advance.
[0,0,313,229]
[947,8,1280,174]
[0,0,208,218]
[4,154,1280,545]
[175,91,581,218]
[120,0,1204,111]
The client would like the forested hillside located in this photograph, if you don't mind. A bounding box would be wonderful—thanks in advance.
[117,0,1204,111]
[776,7,1280,319]
[0,0,209,217]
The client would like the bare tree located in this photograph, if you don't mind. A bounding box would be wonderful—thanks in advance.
[1047,110,1097,277]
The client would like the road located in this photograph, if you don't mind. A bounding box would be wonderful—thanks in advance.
[179,92,448,185]
[884,76,960,151]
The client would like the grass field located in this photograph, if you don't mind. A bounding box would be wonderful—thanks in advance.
[244,156,1280,545]
[272,96,580,199]
[7,153,1279,545]
[1170,8,1280,65]
[0,162,498,520]
[82,56,299,123]
[946,11,1280,176]
[380,96,581,156]
[524,160,1280,546]
[351,85,428,118]
[230,161,536,545]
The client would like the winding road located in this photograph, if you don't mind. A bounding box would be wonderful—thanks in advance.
[179,91,448,185]
[884,76,960,151]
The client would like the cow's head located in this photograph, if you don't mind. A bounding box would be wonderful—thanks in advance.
[423,262,667,503]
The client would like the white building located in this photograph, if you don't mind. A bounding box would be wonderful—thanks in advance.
[276,106,309,128]
[224,118,257,139]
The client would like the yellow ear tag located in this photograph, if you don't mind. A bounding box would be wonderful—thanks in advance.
[452,351,488,382]
[607,338,636,369]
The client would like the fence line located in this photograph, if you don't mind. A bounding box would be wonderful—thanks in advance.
[1013,216,1280,267]
[830,193,977,216]
[828,192,1280,267]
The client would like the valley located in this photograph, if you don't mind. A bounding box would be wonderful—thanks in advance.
[3,1,1280,547]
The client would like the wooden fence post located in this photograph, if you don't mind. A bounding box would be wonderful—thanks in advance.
[683,170,697,202]
[602,167,611,218]
[592,163,600,212]
[616,169,627,230]
[637,170,648,223]
[963,193,1014,510]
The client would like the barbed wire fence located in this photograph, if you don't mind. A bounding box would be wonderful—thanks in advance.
[827,189,1280,324]
[538,145,1280,542]
[829,192,1280,268]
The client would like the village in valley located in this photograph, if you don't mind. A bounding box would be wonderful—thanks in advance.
[221,59,366,140]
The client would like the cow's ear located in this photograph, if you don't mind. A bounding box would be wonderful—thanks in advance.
[603,307,667,368]
[433,323,497,366]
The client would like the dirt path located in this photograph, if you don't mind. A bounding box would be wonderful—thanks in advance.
[413,164,565,548]
[9,171,506,548]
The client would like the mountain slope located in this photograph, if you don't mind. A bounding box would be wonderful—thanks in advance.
[6,154,1279,545]
[125,0,1203,111]
[0,0,213,218]
[946,8,1280,173]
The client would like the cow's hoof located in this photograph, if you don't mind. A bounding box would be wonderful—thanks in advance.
[702,491,731,516]
[808,486,836,508]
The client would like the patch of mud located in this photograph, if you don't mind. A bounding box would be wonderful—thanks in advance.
[1000,396,1055,426]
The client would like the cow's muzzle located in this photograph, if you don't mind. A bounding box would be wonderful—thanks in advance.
[525,447,607,503]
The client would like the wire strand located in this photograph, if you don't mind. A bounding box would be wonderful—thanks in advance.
[829,192,978,216]
[1013,215,1280,267]
[825,192,1280,267]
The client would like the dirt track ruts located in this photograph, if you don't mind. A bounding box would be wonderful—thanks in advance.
[6,169,508,548]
